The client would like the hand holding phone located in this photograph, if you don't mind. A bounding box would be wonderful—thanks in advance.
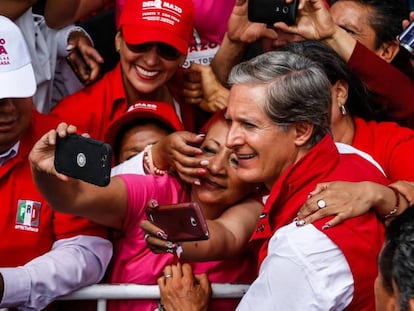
[54,134,112,186]
[146,201,209,242]
[248,0,299,26]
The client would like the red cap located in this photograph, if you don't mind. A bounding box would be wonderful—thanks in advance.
[119,0,194,55]
[105,101,184,148]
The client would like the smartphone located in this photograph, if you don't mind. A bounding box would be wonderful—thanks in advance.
[146,202,210,242]
[248,0,299,26]
[54,134,112,187]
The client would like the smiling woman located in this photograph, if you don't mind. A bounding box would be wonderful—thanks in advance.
[29,110,262,311]
[50,0,209,142]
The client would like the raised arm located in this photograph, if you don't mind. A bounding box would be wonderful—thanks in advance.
[29,123,128,229]
[210,0,278,84]
[0,0,35,20]
[44,0,104,29]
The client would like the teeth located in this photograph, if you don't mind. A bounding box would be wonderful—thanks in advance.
[238,154,255,160]
[135,65,158,77]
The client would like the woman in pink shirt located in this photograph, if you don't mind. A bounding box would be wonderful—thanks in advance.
[29,111,262,311]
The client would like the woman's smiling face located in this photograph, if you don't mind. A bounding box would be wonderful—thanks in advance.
[116,32,185,97]
[191,117,257,217]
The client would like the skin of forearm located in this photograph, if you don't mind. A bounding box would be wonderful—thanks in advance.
[0,0,36,20]
[366,182,409,217]
[322,26,356,63]
[210,33,248,85]
[44,0,102,29]
[180,220,246,262]
[151,140,170,170]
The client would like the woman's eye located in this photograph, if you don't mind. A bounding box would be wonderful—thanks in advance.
[202,146,216,155]
[229,154,239,168]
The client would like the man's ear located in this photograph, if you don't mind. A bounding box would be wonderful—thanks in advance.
[293,122,313,147]
[376,40,400,63]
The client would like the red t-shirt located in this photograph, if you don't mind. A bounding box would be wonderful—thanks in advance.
[0,109,107,267]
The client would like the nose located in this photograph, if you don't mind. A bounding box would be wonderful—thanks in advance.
[226,123,243,150]
[142,45,160,65]
[207,150,227,176]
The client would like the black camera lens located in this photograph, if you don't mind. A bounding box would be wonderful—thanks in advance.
[399,20,414,54]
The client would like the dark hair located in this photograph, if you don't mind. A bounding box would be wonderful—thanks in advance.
[278,40,379,120]
[113,118,174,164]
[331,0,408,49]
[380,205,414,311]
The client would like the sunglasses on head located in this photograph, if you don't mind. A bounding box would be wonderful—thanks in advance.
[125,41,182,61]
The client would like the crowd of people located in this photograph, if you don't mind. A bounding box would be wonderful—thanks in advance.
[1,0,414,310]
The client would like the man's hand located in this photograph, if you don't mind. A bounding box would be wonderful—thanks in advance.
[158,263,212,311]
[183,64,229,113]
[66,29,104,85]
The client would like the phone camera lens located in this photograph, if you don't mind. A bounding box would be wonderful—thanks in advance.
[282,6,289,13]
[76,153,86,167]
[190,217,198,227]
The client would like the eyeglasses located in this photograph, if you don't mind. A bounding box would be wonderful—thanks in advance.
[125,42,182,61]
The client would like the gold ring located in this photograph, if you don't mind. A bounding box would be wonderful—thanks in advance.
[164,274,172,279]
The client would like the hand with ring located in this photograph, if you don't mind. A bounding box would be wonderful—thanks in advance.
[295,181,382,228]
[158,263,212,311]
[140,218,179,255]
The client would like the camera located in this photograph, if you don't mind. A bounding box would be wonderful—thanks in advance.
[248,0,299,26]
[399,20,414,55]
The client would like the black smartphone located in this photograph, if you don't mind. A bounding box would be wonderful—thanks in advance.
[146,202,210,242]
[248,0,299,26]
[54,134,112,187]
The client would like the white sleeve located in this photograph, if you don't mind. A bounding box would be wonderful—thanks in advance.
[111,151,146,176]
[0,235,112,310]
[237,223,353,311]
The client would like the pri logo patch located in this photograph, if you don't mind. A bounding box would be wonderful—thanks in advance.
[0,38,10,65]
[15,200,41,232]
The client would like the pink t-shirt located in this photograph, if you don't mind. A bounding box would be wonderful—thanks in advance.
[108,174,257,311]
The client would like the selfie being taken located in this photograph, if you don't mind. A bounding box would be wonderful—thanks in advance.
[2,0,414,310]
[29,110,260,311]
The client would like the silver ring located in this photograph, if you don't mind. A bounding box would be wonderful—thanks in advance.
[317,199,327,209]
[144,233,150,242]
[164,274,172,279]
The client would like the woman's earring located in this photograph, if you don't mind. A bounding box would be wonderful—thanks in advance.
[340,105,347,116]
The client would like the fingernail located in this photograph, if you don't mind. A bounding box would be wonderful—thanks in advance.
[194,180,201,186]
[200,160,209,166]
[322,223,331,230]
[166,242,178,249]
[149,199,159,209]
[157,231,168,240]
[296,219,306,226]
[196,134,206,138]
[307,192,313,199]
[198,169,207,176]
[293,217,299,222]
[66,44,75,52]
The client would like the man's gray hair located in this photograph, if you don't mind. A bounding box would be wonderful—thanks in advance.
[228,51,332,147]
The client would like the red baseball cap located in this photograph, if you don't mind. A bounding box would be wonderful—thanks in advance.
[119,0,194,55]
[105,101,184,148]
